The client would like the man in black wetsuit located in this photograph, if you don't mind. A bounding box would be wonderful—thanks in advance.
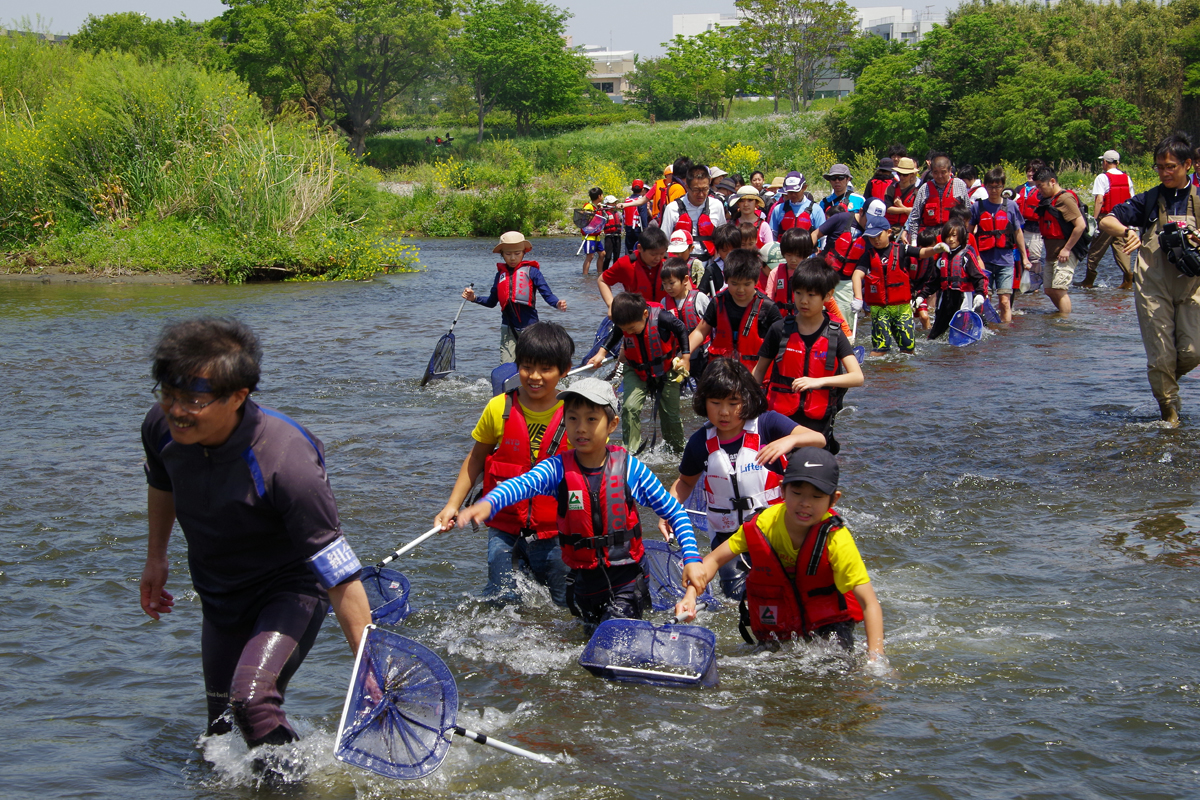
[138,317,372,748]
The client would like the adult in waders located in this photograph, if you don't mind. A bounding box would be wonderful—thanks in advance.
[1098,131,1200,426]
[139,318,372,753]
[1082,150,1134,289]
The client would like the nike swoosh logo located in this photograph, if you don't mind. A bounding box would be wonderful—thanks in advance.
[804,462,823,468]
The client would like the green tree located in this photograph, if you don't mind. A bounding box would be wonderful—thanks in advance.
[826,49,931,156]
[456,0,591,141]
[836,31,908,81]
[736,0,857,110]
[625,56,693,120]
[627,28,748,120]
[71,12,227,68]
[217,0,458,155]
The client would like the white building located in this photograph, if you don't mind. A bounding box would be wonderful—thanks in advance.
[672,7,944,99]
[582,46,638,103]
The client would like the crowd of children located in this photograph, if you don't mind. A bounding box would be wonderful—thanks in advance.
[437,146,1138,665]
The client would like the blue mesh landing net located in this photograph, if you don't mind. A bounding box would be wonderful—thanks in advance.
[684,477,708,535]
[641,541,718,613]
[579,618,718,688]
[359,567,412,626]
[336,628,457,780]
[948,310,984,347]
[420,332,456,386]
[580,317,617,366]
[980,298,1002,325]
[490,362,519,396]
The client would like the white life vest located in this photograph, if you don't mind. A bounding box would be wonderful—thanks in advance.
[702,417,785,533]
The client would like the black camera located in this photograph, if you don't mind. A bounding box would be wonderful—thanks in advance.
[1158,221,1200,277]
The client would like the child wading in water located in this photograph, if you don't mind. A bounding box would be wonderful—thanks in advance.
[588,291,690,454]
[676,447,885,661]
[581,187,605,277]
[458,378,705,627]
[463,231,567,363]
[434,323,575,606]
[754,259,864,454]
[663,359,826,600]
[913,219,990,340]
[849,211,918,355]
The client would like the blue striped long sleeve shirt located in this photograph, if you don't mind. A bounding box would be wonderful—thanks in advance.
[482,452,702,564]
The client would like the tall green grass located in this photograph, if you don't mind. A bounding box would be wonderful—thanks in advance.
[0,36,417,282]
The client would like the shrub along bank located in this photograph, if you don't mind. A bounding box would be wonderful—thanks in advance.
[1,36,417,282]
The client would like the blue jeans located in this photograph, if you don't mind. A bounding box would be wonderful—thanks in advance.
[486,528,569,607]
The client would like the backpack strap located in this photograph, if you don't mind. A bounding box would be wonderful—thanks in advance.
[805,514,845,576]
[823,320,842,373]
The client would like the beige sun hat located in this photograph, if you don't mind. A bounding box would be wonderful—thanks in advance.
[734,185,765,208]
[769,176,786,189]
[493,231,533,254]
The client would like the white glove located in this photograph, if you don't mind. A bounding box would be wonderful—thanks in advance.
[851,298,864,313]
[935,242,951,253]
[973,294,985,311]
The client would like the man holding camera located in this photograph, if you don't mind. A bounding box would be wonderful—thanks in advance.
[1098,132,1200,426]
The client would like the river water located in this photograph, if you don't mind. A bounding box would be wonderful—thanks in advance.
[2,238,1198,800]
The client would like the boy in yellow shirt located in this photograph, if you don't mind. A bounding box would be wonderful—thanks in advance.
[677,447,884,659]
[434,322,574,606]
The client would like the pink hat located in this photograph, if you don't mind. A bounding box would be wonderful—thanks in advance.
[666,230,694,254]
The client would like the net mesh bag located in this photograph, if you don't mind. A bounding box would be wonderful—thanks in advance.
[336,629,457,779]
[640,540,718,613]
[359,566,412,626]
[948,310,984,347]
[421,333,456,385]
[579,618,718,688]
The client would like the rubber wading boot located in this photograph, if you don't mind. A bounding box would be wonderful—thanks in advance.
[1159,400,1181,427]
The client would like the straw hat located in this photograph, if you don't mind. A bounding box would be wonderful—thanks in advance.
[734,185,764,208]
[894,157,919,175]
[769,176,786,189]
[493,231,532,253]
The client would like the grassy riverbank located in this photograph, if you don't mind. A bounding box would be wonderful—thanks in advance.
[1,36,418,283]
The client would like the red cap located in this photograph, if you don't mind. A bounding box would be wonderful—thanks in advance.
[632,179,645,189]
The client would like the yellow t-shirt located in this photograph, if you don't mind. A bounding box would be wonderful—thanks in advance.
[726,503,869,595]
[471,394,570,452]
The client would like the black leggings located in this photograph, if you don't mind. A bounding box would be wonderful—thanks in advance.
[928,290,965,340]
[201,592,327,746]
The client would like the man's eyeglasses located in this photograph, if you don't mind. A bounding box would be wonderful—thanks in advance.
[152,383,220,414]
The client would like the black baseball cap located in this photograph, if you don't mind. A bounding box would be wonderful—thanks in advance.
[783,447,839,494]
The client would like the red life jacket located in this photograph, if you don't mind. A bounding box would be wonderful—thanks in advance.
[1035,189,1082,240]
[766,314,844,424]
[1017,183,1041,229]
[741,511,864,641]
[1099,171,1132,215]
[865,177,894,201]
[975,202,1011,253]
[824,228,863,279]
[938,246,982,293]
[707,292,767,368]
[673,198,717,257]
[920,181,958,228]
[885,183,916,227]
[603,208,622,235]
[623,194,643,228]
[663,290,702,332]
[612,250,665,302]
[778,201,814,233]
[769,263,793,312]
[555,447,643,569]
[481,392,568,539]
[859,241,913,307]
[496,262,535,309]
[622,304,680,382]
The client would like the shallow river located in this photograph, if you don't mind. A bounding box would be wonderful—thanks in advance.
[2,238,1199,800]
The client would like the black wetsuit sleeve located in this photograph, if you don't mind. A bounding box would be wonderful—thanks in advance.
[678,427,710,477]
[702,294,720,327]
[661,312,690,355]
[603,326,623,353]
[758,300,782,336]
[758,319,786,360]
[141,407,173,491]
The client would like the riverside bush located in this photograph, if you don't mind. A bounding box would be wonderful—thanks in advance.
[0,37,416,281]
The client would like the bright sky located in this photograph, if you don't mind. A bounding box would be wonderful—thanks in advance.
[17,0,954,57]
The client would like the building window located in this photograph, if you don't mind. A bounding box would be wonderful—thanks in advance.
[601,82,614,93]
